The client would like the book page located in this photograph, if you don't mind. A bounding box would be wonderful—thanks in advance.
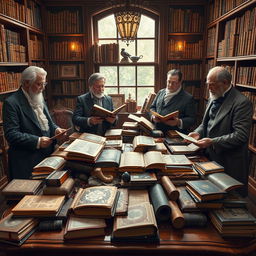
[33,156,66,170]
[175,131,198,144]
[119,152,145,168]
[144,151,164,168]
[163,154,192,165]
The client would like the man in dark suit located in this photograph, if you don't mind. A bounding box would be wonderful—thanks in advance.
[150,69,196,134]
[189,66,253,195]
[3,66,66,179]
[72,73,116,135]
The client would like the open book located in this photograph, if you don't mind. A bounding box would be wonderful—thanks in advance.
[91,104,126,118]
[70,186,119,218]
[175,130,199,144]
[33,156,66,172]
[119,151,166,172]
[128,114,155,133]
[150,110,179,121]
[133,135,156,152]
[166,143,200,155]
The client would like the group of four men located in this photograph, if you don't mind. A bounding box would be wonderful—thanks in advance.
[3,65,252,196]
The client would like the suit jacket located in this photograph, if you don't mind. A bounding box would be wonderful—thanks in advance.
[195,87,253,190]
[72,92,114,135]
[3,88,58,179]
[150,88,196,134]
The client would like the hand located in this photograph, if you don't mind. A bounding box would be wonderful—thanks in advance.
[40,136,52,148]
[188,132,200,140]
[195,138,213,148]
[55,127,66,135]
[106,116,116,124]
[89,116,103,125]
[164,117,180,127]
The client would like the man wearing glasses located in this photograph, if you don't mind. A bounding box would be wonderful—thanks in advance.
[3,66,66,179]
[150,69,197,134]
[188,66,253,196]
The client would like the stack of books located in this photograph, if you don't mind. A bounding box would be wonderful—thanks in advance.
[128,114,155,136]
[105,129,123,140]
[133,135,156,152]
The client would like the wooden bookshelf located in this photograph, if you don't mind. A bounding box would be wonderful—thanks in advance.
[206,0,256,200]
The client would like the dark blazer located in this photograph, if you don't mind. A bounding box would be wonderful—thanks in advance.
[72,92,114,135]
[150,88,196,134]
[3,88,58,179]
[195,87,253,191]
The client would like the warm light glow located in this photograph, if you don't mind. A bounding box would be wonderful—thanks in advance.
[175,41,186,52]
[70,42,77,51]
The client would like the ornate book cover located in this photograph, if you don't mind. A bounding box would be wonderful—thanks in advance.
[12,195,66,216]
[113,202,158,238]
[33,156,66,171]
[71,186,118,218]
[64,215,106,240]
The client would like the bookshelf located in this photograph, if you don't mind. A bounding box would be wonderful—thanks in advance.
[167,3,206,121]
[44,6,86,110]
[206,0,256,201]
[0,0,45,189]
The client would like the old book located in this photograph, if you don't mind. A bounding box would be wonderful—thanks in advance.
[2,179,43,200]
[12,195,66,217]
[167,143,200,155]
[183,212,208,227]
[186,180,227,202]
[45,170,69,187]
[128,114,155,132]
[38,220,63,231]
[129,190,150,205]
[104,140,123,150]
[163,154,193,172]
[122,172,157,188]
[119,151,166,172]
[177,187,198,212]
[64,139,104,162]
[105,129,122,140]
[58,140,72,151]
[115,188,129,216]
[122,129,140,137]
[194,161,224,175]
[0,213,38,243]
[78,132,106,145]
[133,135,156,152]
[122,121,139,130]
[64,215,106,240]
[175,130,199,144]
[43,177,75,196]
[150,110,179,121]
[166,130,179,138]
[112,202,158,238]
[33,156,66,172]
[50,127,72,140]
[150,142,168,154]
[95,148,121,168]
[164,137,187,145]
[91,103,126,118]
[51,148,68,159]
[70,186,119,218]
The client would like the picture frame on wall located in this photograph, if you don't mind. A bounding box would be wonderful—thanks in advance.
[60,65,77,78]
[108,94,125,112]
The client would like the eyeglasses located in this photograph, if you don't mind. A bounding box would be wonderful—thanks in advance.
[35,82,47,87]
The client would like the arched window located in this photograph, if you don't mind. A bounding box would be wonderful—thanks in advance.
[94,11,158,107]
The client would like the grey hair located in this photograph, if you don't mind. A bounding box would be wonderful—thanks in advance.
[209,66,232,84]
[21,66,47,86]
[88,73,106,87]
[167,69,182,81]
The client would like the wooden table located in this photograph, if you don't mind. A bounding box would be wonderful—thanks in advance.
[1,221,256,256]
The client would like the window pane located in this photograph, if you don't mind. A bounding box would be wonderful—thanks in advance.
[137,87,155,106]
[137,15,155,38]
[105,87,118,94]
[99,39,117,45]
[119,66,135,86]
[99,66,117,86]
[137,40,155,62]
[137,66,154,86]
[98,15,116,38]
[119,87,135,102]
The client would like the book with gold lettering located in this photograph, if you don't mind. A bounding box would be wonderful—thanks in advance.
[33,156,66,172]
[150,110,179,121]
[64,215,106,240]
[70,186,119,218]
[2,179,43,200]
[91,104,126,118]
[0,213,38,245]
[112,202,158,239]
[12,195,66,217]
[119,151,166,172]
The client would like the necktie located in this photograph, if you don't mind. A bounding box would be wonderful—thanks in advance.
[209,97,224,119]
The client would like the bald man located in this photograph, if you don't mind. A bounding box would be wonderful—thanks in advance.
[189,66,253,196]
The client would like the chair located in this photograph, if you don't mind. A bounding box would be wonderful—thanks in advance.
[50,108,74,145]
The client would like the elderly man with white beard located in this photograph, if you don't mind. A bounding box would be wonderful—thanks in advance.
[3,66,66,179]
[188,66,253,196]
[72,73,117,135]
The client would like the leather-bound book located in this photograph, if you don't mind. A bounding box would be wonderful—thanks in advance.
[91,104,126,118]
[33,156,66,172]
[43,177,75,197]
[150,110,179,122]
[105,129,123,140]
[169,201,185,229]
[183,213,208,227]
[64,215,106,240]
[95,148,121,168]
[177,186,198,212]
[133,135,156,152]
[70,186,119,218]
[121,172,157,188]
[129,190,150,205]
[2,179,43,200]
[45,170,69,187]
[194,161,224,175]
[38,220,63,231]
[161,176,179,201]
[115,188,129,216]
[149,183,171,222]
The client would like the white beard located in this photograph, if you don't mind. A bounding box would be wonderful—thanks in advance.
[28,88,44,107]
[209,91,219,101]
[90,88,104,99]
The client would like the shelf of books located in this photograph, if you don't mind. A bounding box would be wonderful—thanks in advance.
[44,5,86,109]
[206,0,256,200]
